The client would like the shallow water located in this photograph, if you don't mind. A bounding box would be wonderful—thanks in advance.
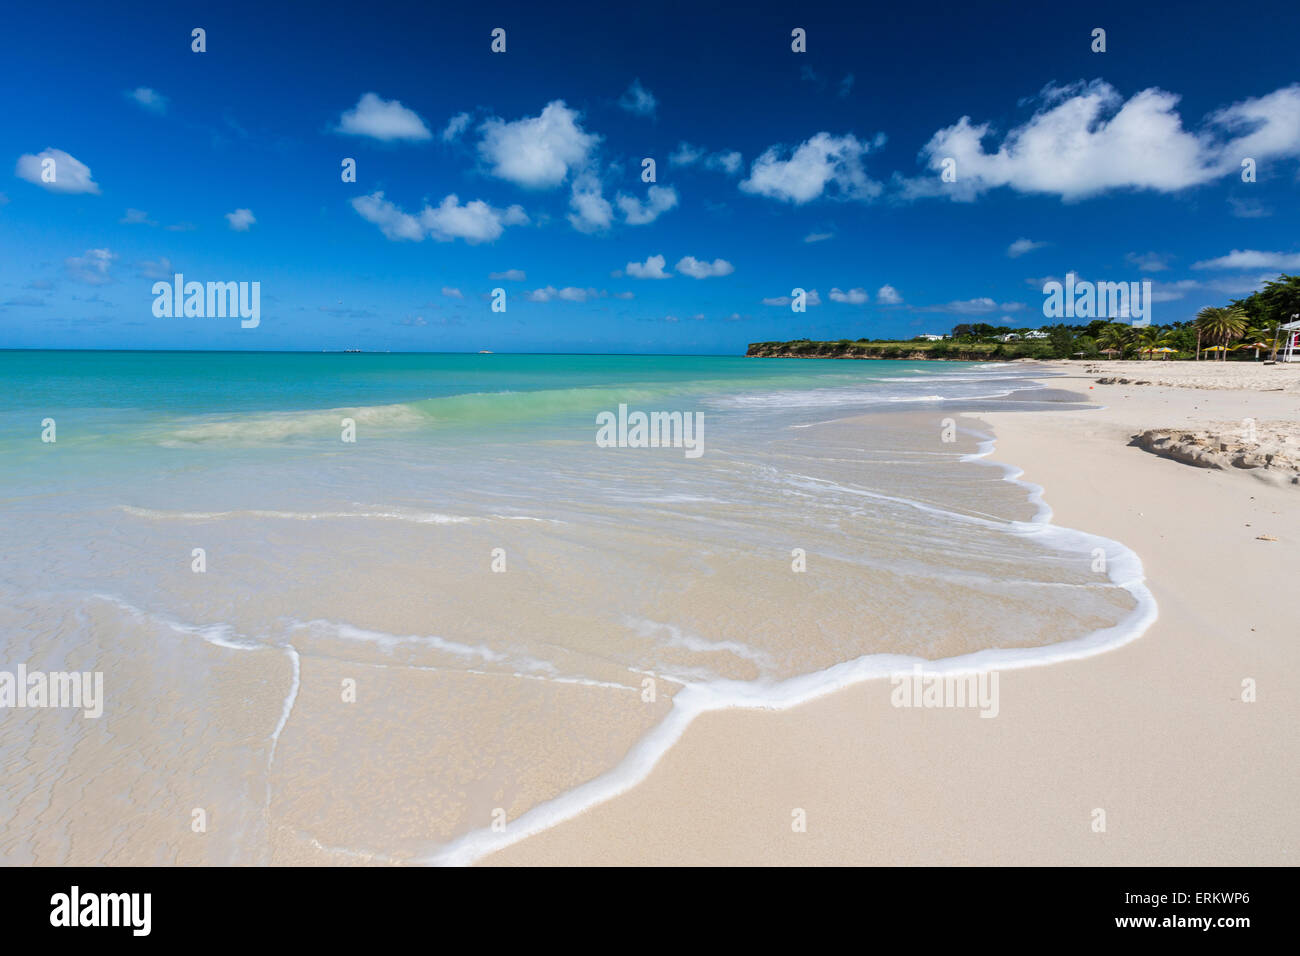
[0,353,1143,863]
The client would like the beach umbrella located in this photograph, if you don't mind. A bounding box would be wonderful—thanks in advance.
[1100,347,1122,358]
[1152,346,1177,360]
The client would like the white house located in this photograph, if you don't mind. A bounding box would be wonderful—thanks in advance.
[996,332,1020,342]
[915,333,944,341]
[1023,330,1049,340]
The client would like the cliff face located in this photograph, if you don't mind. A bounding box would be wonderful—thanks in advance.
[745,341,992,361]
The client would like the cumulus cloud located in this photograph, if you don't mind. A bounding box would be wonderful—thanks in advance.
[127,87,168,114]
[740,132,883,203]
[351,191,527,244]
[1007,238,1047,258]
[489,269,526,281]
[626,254,670,279]
[478,101,598,189]
[877,284,903,304]
[423,194,527,242]
[442,286,463,298]
[905,81,1300,202]
[675,256,734,279]
[568,172,615,233]
[225,208,256,231]
[829,287,869,304]
[441,112,471,142]
[526,286,598,303]
[616,185,678,225]
[120,208,156,225]
[669,143,743,175]
[351,192,423,241]
[1192,249,1300,270]
[65,248,115,285]
[618,79,657,117]
[336,93,432,142]
[15,148,100,194]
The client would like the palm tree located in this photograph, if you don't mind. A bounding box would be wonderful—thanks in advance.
[1195,306,1249,361]
[1135,326,1168,358]
[1097,323,1130,358]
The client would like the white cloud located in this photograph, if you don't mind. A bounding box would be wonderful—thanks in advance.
[740,132,882,203]
[708,151,742,175]
[138,257,173,280]
[351,192,424,241]
[526,286,598,303]
[829,287,869,304]
[568,172,615,233]
[626,254,670,279]
[1192,249,1300,270]
[65,248,114,285]
[336,93,432,142]
[489,269,526,281]
[442,286,463,298]
[478,101,598,189]
[441,112,471,142]
[127,87,167,114]
[618,79,657,117]
[669,143,742,175]
[1125,251,1171,272]
[1007,238,1047,258]
[763,290,821,306]
[225,208,256,231]
[803,231,834,243]
[924,297,1024,314]
[15,148,100,194]
[614,291,634,299]
[616,185,678,225]
[120,208,155,225]
[669,143,704,166]
[421,194,527,243]
[877,284,903,304]
[675,256,734,279]
[351,192,526,244]
[1207,85,1300,170]
[1149,279,1201,302]
[908,81,1300,201]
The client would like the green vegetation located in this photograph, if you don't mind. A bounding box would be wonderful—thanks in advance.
[747,273,1300,361]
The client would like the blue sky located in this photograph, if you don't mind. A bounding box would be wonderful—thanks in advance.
[2,0,1298,353]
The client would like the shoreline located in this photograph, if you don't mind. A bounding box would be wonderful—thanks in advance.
[479,362,1299,865]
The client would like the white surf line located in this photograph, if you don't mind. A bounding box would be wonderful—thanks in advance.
[418,420,1159,867]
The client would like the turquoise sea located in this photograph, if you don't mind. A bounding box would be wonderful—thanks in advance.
[0,352,1150,864]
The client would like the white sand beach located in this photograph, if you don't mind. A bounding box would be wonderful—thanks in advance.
[483,361,1300,865]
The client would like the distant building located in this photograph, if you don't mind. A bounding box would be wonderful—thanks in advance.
[996,332,1020,342]
[1023,330,1049,340]
[915,333,945,341]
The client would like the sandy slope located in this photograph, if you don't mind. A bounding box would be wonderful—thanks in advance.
[481,364,1299,865]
